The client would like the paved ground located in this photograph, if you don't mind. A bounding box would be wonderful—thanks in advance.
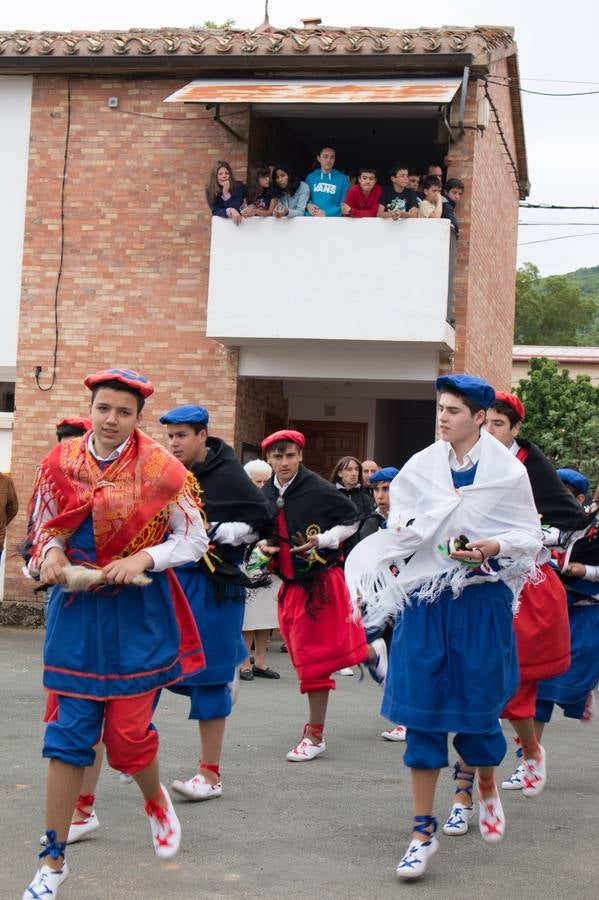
[2,627,599,900]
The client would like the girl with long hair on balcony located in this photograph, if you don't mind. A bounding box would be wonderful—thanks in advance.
[272,163,310,218]
[242,165,277,218]
[206,160,246,225]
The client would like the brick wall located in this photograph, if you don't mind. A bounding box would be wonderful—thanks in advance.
[461,60,520,387]
[233,377,288,455]
[5,75,250,603]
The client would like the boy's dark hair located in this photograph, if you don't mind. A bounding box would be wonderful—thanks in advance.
[56,423,88,442]
[408,168,420,177]
[265,440,302,456]
[439,386,485,416]
[422,175,442,191]
[91,379,145,414]
[357,166,377,178]
[388,162,409,178]
[490,400,521,428]
[445,178,465,192]
[247,165,271,203]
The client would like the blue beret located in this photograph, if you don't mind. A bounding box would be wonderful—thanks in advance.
[435,374,495,411]
[369,467,400,484]
[159,404,209,427]
[557,468,589,496]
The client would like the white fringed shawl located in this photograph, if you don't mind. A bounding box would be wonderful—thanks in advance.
[345,430,543,628]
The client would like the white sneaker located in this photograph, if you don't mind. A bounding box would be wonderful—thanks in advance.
[443,802,474,836]
[522,745,547,798]
[367,637,388,686]
[286,737,326,762]
[23,862,69,900]
[396,836,439,879]
[478,792,505,843]
[40,810,99,846]
[381,725,406,741]
[171,772,223,801]
[119,772,134,785]
[334,667,354,676]
[501,762,525,790]
[145,784,181,859]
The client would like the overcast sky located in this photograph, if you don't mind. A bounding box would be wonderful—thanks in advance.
[2,0,597,277]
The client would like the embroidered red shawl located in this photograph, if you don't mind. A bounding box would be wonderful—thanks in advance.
[31,428,199,567]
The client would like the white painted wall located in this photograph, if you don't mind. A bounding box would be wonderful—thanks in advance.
[0,76,32,373]
[207,216,454,352]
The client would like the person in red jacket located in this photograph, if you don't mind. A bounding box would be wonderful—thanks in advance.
[341,167,382,218]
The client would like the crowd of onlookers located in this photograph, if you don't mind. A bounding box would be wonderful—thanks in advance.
[205,146,464,235]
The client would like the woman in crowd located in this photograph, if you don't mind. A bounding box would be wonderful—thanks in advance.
[272,163,310,218]
[240,459,281,682]
[330,457,375,558]
[206,160,246,225]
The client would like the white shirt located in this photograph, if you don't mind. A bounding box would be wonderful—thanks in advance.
[38,433,208,572]
[273,472,358,549]
[446,437,482,472]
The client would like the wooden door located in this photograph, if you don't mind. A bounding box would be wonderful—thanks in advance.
[289,419,367,479]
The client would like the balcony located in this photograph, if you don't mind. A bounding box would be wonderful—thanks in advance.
[206,216,455,382]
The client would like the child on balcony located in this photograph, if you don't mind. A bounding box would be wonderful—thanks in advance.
[407,169,421,191]
[305,146,350,218]
[242,166,276,218]
[378,163,418,220]
[206,160,246,225]
[417,176,443,219]
[272,164,310,218]
[442,178,464,236]
[341,167,382,218]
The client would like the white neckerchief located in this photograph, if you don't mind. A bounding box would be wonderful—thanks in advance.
[345,429,542,627]
[509,440,520,456]
[446,436,481,472]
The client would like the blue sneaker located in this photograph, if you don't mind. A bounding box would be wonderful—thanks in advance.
[367,638,387,686]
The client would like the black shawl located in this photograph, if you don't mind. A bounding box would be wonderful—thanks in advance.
[190,437,274,594]
[519,440,591,531]
[190,437,272,531]
[262,464,358,583]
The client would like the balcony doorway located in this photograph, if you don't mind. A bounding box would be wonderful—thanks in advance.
[248,106,449,185]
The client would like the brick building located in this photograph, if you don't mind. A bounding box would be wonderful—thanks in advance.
[0,20,528,611]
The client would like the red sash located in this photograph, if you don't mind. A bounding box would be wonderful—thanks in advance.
[35,429,193,566]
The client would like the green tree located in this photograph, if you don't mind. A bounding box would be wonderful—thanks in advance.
[515,262,596,345]
[516,356,599,489]
[199,19,236,28]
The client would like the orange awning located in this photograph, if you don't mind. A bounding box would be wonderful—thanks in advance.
[164,77,462,105]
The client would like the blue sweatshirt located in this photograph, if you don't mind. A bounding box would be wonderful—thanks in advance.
[305,168,350,217]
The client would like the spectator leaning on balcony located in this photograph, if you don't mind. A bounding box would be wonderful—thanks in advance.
[341,167,382,218]
[407,168,421,191]
[272,163,310,218]
[417,176,443,219]
[206,160,246,226]
[305,146,350,218]
[442,178,464,237]
[378,163,418,221]
[242,166,276,218]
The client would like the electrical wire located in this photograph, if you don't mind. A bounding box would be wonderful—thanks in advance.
[114,105,251,121]
[481,78,521,190]
[486,78,599,97]
[518,232,599,246]
[36,77,71,391]
[519,222,599,226]
[520,203,599,210]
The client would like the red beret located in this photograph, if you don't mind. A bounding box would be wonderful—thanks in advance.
[84,368,154,398]
[495,391,525,422]
[56,417,92,431]
[261,429,305,452]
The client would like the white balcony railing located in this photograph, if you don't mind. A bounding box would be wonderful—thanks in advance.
[206,216,455,381]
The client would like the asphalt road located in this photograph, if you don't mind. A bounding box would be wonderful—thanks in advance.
[2,628,598,900]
